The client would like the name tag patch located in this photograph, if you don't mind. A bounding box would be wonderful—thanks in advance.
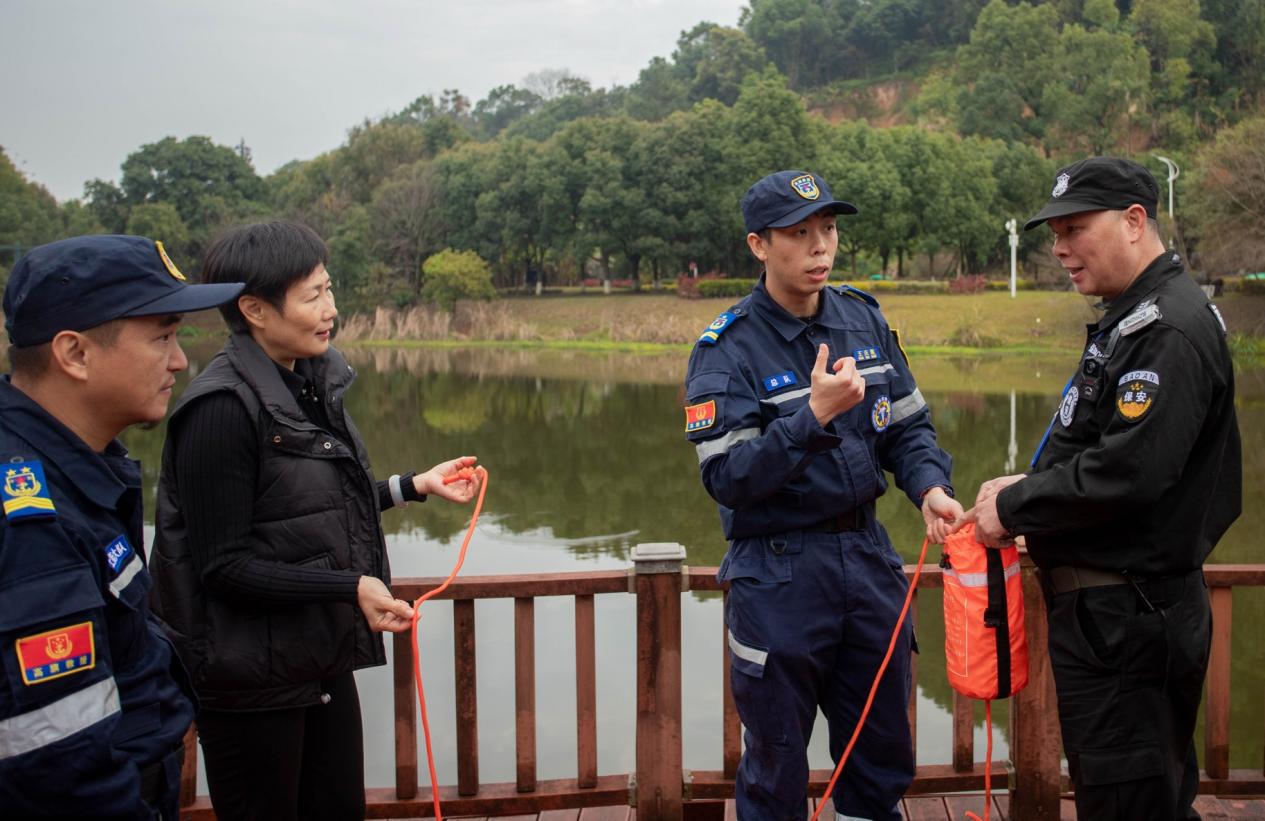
[16,622,96,686]
[762,371,797,392]
[103,535,134,576]
[1116,371,1159,423]
[852,346,880,363]
[685,400,717,432]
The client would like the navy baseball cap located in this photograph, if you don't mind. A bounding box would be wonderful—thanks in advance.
[1024,157,1159,231]
[4,235,244,347]
[741,170,857,234]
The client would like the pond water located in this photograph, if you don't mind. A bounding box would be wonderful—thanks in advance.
[123,343,1265,792]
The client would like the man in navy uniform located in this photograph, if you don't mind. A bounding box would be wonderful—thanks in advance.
[684,171,962,820]
[968,157,1241,820]
[0,235,242,818]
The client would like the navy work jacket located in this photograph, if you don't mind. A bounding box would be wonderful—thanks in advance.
[684,279,952,540]
[0,377,195,818]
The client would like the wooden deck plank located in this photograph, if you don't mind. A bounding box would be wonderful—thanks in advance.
[1194,796,1234,820]
[577,806,630,821]
[539,810,582,821]
[903,796,947,820]
[992,793,1010,821]
[945,793,991,818]
[1213,797,1265,818]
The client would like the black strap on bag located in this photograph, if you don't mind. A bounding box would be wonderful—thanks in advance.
[983,548,1012,698]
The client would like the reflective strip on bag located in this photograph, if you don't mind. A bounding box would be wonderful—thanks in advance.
[943,562,1020,588]
[0,677,120,760]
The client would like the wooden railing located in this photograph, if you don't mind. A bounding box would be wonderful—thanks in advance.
[177,550,1265,820]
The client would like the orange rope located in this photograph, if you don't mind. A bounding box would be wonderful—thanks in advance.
[410,466,487,821]
[810,537,930,821]
[965,699,993,821]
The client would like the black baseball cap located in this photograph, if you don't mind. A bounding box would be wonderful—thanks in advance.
[741,170,858,234]
[4,235,244,347]
[1024,157,1159,231]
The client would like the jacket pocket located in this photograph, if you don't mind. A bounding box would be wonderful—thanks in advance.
[1077,744,1164,786]
[716,533,801,584]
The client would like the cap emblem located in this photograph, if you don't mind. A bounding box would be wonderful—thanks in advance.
[790,174,820,201]
[155,241,187,281]
[1051,173,1070,198]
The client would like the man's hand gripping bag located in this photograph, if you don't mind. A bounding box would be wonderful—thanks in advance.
[942,523,1028,699]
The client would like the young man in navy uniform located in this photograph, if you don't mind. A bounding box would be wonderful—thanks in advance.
[685,171,962,820]
[968,158,1241,820]
[0,235,242,818]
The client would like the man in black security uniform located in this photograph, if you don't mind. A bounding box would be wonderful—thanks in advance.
[684,170,962,820]
[0,235,242,818]
[968,157,1242,820]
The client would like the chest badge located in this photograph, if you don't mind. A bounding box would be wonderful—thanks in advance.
[685,400,717,432]
[852,346,880,363]
[871,395,892,432]
[16,622,96,685]
[1059,386,1080,427]
[1116,370,1159,423]
[2,461,56,522]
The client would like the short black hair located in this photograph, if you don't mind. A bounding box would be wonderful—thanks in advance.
[8,321,123,378]
[201,220,328,334]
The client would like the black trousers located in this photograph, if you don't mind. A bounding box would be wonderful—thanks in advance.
[196,672,366,821]
[1046,570,1210,821]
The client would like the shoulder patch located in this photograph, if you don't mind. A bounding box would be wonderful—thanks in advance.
[890,328,910,365]
[1116,370,1159,423]
[16,621,96,685]
[1118,302,1162,337]
[839,285,879,308]
[1208,303,1227,335]
[698,311,743,346]
[3,460,57,522]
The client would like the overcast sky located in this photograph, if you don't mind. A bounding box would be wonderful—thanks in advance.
[1,0,748,202]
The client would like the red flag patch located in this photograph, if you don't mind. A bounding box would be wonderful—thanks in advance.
[685,400,717,432]
[15,621,96,685]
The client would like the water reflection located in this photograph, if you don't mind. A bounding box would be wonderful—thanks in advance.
[124,344,1265,785]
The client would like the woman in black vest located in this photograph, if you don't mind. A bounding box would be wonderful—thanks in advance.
[150,220,480,821]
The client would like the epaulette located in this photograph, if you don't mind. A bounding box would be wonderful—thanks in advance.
[697,306,746,346]
[2,459,57,523]
[1118,299,1162,337]
[838,284,879,308]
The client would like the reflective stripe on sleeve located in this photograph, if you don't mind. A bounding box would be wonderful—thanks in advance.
[727,630,768,669]
[889,388,927,424]
[107,558,143,598]
[695,427,760,464]
[0,677,120,760]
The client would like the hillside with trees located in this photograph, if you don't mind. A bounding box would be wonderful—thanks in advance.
[1,0,1262,312]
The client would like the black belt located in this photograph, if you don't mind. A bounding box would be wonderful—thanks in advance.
[1046,566,1200,601]
[803,507,867,533]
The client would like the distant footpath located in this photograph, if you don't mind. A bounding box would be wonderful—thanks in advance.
[333,290,1265,360]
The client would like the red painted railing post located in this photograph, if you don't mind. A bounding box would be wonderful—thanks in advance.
[632,543,686,820]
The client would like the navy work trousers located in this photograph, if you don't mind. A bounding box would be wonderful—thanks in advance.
[723,523,915,821]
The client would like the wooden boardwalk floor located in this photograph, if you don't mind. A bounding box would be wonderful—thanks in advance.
[382,794,1265,820]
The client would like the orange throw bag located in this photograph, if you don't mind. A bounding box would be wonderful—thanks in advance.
[942,523,1028,700]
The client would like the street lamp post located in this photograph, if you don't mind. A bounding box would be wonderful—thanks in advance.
[1152,154,1180,219]
[1005,218,1018,299]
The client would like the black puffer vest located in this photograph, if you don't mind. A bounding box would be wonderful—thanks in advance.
[150,333,388,711]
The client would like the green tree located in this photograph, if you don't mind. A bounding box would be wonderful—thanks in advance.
[420,249,496,311]
[0,148,63,257]
[1041,24,1152,155]
[124,202,190,256]
[119,136,265,229]
[673,23,771,106]
[741,0,836,88]
[1186,112,1265,273]
[370,160,445,295]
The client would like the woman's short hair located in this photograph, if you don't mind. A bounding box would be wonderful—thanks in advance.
[202,220,328,334]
